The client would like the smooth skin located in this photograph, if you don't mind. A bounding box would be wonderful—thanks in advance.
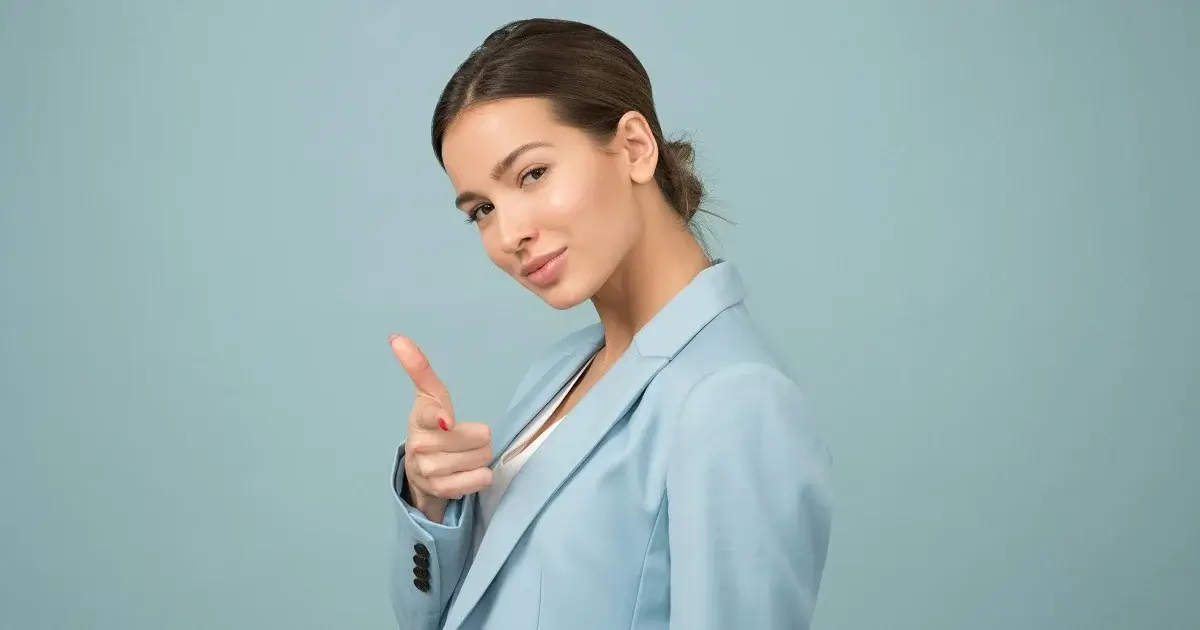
[391,96,711,525]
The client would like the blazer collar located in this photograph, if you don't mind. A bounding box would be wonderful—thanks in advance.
[631,259,747,358]
[443,260,747,629]
[484,260,747,465]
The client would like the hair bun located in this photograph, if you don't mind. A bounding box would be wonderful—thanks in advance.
[662,139,705,223]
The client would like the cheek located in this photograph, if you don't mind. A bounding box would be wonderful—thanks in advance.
[540,174,596,225]
[481,232,509,268]
[540,167,622,230]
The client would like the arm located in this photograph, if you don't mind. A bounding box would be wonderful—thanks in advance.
[389,446,476,630]
[666,363,834,630]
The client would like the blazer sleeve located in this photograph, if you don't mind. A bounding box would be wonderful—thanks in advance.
[666,363,834,630]
[388,445,475,630]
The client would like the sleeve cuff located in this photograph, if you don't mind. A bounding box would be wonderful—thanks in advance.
[392,444,466,531]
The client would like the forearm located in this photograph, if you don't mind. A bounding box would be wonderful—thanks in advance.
[389,446,476,628]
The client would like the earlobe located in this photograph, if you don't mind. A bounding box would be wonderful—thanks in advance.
[617,111,658,184]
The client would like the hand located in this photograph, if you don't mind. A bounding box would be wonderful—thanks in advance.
[389,335,493,522]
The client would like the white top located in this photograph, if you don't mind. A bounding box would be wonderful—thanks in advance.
[471,354,595,556]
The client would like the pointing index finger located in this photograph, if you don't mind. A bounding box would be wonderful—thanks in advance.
[389,334,453,415]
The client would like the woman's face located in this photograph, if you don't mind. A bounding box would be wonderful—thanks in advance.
[439,97,653,310]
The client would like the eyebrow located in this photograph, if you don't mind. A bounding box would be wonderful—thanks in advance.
[453,141,552,209]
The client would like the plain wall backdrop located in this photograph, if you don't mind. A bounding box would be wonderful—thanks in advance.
[2,1,1197,628]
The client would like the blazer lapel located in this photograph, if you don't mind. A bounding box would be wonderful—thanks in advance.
[486,326,605,467]
[442,261,747,629]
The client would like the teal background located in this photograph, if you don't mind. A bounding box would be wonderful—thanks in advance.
[2,1,1197,628]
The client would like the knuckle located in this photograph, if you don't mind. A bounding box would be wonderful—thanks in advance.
[475,468,494,489]
[417,456,442,479]
[412,457,430,478]
[405,436,428,455]
[405,454,424,477]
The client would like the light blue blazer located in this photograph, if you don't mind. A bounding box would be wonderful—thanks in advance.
[388,261,833,629]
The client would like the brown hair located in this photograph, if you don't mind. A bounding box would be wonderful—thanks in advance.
[431,18,707,224]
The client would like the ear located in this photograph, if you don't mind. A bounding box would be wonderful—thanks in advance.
[614,111,658,185]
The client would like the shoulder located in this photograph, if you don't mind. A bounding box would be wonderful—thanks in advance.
[661,319,833,510]
[649,304,829,465]
[675,362,817,450]
[645,302,799,408]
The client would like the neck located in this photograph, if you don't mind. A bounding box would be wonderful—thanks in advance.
[590,200,712,358]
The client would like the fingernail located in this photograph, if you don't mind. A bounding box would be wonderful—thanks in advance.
[387,333,400,344]
[438,418,449,431]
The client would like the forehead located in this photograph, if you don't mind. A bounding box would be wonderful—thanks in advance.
[441,98,577,180]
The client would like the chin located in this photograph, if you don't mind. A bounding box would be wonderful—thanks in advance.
[527,277,595,311]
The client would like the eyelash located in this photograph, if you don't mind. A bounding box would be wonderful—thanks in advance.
[465,166,548,223]
[465,204,493,224]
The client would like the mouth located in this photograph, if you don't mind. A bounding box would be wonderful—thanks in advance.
[520,247,568,288]
[521,247,567,277]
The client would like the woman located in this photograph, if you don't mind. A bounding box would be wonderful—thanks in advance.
[386,18,833,630]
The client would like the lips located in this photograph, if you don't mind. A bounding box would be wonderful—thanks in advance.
[520,247,566,277]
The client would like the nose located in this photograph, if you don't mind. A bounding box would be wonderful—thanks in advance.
[496,205,537,255]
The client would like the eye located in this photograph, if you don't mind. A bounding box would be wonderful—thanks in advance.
[466,203,494,224]
[520,167,547,186]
